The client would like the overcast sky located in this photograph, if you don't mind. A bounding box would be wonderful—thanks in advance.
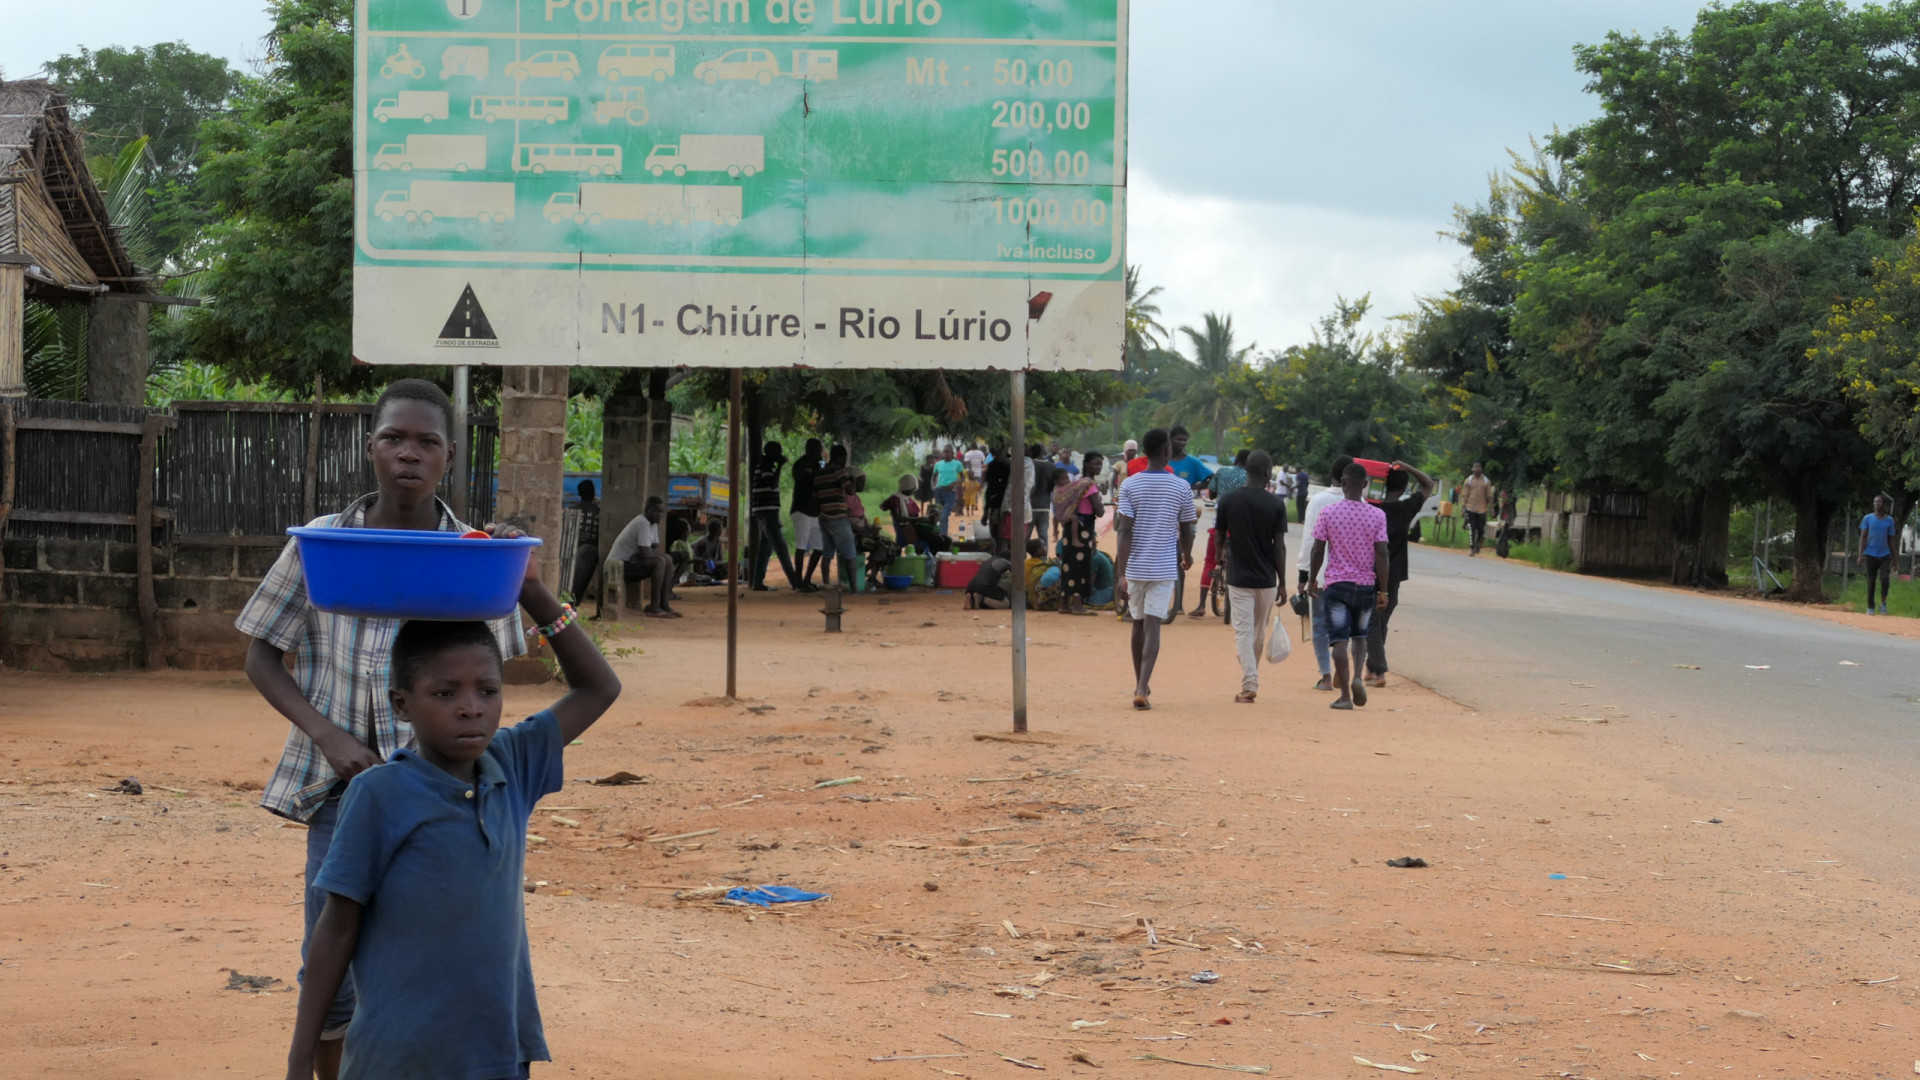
[5,1,1716,358]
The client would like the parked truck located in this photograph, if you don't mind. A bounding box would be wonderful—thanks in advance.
[374,90,450,123]
[373,134,487,172]
[643,135,763,178]
[542,183,742,226]
[375,180,515,224]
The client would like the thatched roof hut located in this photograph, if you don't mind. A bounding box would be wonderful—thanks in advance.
[0,80,145,298]
[0,80,158,400]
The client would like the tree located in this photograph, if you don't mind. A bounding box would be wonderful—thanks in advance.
[1154,312,1251,456]
[1507,0,1920,593]
[1674,225,1884,591]
[43,44,243,259]
[1556,0,1920,239]
[1811,219,1920,522]
[1403,147,1583,488]
[675,367,1130,458]
[1236,297,1430,474]
[1123,264,1168,376]
[176,0,361,396]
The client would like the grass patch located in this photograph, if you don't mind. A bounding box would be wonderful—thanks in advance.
[1509,538,1575,572]
[1828,573,1920,617]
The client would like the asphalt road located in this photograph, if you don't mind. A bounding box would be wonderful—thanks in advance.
[1386,546,1920,883]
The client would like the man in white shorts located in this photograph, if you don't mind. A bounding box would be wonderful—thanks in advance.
[1114,427,1196,711]
[790,437,829,588]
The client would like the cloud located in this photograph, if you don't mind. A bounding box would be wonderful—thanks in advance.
[1127,169,1461,357]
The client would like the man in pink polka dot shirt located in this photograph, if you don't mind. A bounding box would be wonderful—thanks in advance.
[1308,462,1389,710]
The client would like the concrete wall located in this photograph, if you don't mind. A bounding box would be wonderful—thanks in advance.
[496,366,569,589]
[1,535,276,671]
[495,366,569,683]
[85,295,149,407]
[601,393,674,544]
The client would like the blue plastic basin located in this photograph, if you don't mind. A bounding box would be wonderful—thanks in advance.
[883,574,912,590]
[288,526,542,620]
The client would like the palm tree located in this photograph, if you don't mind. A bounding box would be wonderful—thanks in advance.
[1124,264,1168,378]
[1155,312,1253,457]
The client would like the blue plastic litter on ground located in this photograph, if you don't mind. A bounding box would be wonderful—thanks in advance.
[724,885,829,907]
[1549,873,1568,880]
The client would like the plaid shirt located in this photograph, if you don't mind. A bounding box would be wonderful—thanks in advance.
[235,494,528,822]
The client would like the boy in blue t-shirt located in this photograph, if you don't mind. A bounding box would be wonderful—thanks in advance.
[283,555,621,1080]
[1859,493,1899,615]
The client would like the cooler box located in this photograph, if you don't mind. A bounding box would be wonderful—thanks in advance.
[934,551,989,588]
[888,553,929,586]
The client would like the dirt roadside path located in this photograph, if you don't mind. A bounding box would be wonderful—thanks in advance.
[3,586,1914,1078]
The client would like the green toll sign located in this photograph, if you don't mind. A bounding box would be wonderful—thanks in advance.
[353,0,1128,370]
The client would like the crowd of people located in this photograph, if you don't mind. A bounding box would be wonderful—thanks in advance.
[563,427,1453,708]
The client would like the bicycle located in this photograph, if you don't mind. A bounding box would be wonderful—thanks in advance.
[1209,541,1231,622]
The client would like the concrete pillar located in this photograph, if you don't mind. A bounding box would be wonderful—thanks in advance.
[86,294,150,406]
[496,365,569,597]
[0,266,23,398]
[602,392,673,541]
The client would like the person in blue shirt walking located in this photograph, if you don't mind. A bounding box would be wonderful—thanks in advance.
[284,554,622,1080]
[1165,426,1213,614]
[1859,494,1898,615]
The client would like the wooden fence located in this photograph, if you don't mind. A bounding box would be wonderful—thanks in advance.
[1,399,497,543]
[167,401,498,538]
[3,397,166,543]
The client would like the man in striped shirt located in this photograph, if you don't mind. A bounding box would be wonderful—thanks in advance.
[748,440,807,592]
[1115,427,1197,710]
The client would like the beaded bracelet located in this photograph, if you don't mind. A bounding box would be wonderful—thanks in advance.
[532,603,578,643]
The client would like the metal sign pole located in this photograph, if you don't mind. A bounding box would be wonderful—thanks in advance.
[450,365,470,520]
[726,368,742,699]
[1009,369,1028,733]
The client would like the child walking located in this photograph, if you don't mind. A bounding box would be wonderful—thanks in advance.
[284,552,622,1079]
[238,379,528,1079]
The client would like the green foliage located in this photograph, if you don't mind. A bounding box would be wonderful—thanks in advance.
[21,304,88,401]
[147,361,300,406]
[43,43,243,259]
[1402,147,1578,488]
[1832,572,1920,617]
[1154,312,1252,457]
[565,395,604,472]
[1509,537,1575,572]
[669,410,728,474]
[1813,219,1920,491]
[1398,0,1920,591]
[1235,297,1431,475]
[1555,0,1920,239]
[676,367,1128,457]
[1124,263,1168,375]
[178,0,368,396]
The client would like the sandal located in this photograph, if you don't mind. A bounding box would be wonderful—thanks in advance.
[1132,695,1151,711]
[1234,692,1256,704]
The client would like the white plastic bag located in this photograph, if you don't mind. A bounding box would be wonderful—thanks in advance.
[1266,607,1293,664]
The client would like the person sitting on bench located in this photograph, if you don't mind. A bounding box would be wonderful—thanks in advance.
[607,496,681,618]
